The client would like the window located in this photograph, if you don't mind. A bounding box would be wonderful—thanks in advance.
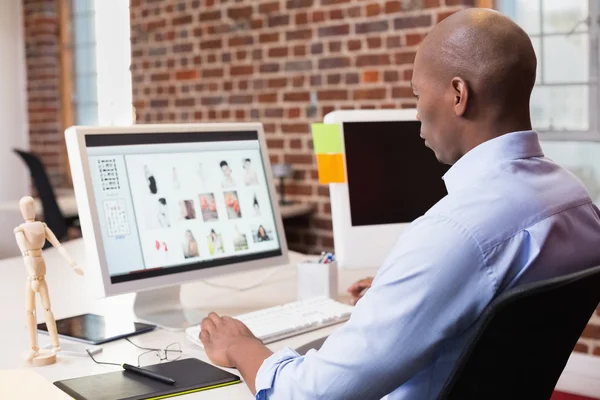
[497,0,599,140]
[71,0,132,126]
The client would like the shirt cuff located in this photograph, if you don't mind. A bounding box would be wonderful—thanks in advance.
[255,347,301,400]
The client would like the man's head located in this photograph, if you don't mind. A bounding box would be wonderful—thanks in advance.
[412,8,537,165]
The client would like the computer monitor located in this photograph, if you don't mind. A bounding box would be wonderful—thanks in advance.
[324,110,449,269]
[65,123,289,330]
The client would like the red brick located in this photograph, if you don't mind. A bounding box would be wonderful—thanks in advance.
[406,33,424,46]
[348,40,362,51]
[582,324,600,339]
[292,76,305,87]
[404,69,413,80]
[362,70,380,83]
[286,0,313,9]
[260,63,280,73]
[267,138,285,149]
[354,87,387,100]
[147,19,167,30]
[367,37,382,49]
[357,54,391,67]
[296,12,309,25]
[327,74,342,84]
[575,343,590,354]
[230,65,254,76]
[348,6,362,18]
[424,0,440,7]
[229,35,253,47]
[268,78,288,88]
[312,10,325,23]
[175,69,198,80]
[356,20,388,34]
[200,39,222,50]
[259,93,278,103]
[284,91,310,102]
[228,6,253,19]
[260,32,280,43]
[172,15,192,25]
[230,95,253,104]
[288,108,301,118]
[151,73,170,81]
[395,51,416,65]
[366,3,381,17]
[318,24,350,37]
[318,90,348,101]
[318,186,330,197]
[199,10,221,21]
[282,123,309,134]
[447,0,474,4]
[437,10,456,23]
[290,139,303,149]
[346,72,359,84]
[268,15,290,27]
[394,15,432,29]
[259,2,279,13]
[330,8,344,20]
[286,29,312,41]
[268,47,289,58]
[294,45,306,56]
[384,70,400,82]
[319,57,351,69]
[385,1,401,13]
[392,86,413,98]
[264,108,284,118]
[329,41,342,53]
[175,98,195,107]
[321,0,350,4]
[284,155,314,166]
[314,218,333,230]
[284,182,314,195]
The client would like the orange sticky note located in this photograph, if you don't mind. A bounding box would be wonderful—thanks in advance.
[316,153,346,184]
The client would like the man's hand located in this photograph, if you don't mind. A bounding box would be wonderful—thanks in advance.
[200,312,261,367]
[199,312,273,394]
[347,277,374,305]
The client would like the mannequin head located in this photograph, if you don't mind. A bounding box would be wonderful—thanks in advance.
[19,196,36,222]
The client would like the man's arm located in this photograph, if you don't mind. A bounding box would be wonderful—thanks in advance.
[43,224,84,275]
[201,215,496,399]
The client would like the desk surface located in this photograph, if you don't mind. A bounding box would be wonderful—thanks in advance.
[0,239,377,399]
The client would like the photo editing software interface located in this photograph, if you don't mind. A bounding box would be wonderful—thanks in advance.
[343,120,450,226]
[86,131,282,284]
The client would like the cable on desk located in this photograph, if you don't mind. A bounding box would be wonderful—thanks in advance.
[201,267,283,291]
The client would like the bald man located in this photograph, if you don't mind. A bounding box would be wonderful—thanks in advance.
[198,9,600,399]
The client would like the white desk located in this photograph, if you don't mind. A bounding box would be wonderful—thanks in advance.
[0,239,377,398]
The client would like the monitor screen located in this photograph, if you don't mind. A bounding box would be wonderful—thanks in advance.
[85,131,282,284]
[343,120,449,227]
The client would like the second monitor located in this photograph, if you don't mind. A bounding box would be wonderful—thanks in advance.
[325,110,449,269]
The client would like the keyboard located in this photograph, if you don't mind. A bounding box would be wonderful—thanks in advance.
[185,296,354,346]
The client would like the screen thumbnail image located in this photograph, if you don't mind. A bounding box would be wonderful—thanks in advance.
[207,229,225,255]
[219,160,236,189]
[144,164,159,195]
[142,197,171,230]
[224,191,242,219]
[242,158,259,186]
[181,229,200,259]
[232,225,249,252]
[199,193,219,221]
[143,234,179,269]
[251,224,273,243]
[179,199,196,220]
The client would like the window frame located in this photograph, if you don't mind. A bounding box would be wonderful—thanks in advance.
[493,0,600,141]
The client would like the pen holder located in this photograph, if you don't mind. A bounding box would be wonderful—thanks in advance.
[297,260,338,301]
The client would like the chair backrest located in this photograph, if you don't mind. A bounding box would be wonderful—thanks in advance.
[13,149,67,242]
[439,264,600,400]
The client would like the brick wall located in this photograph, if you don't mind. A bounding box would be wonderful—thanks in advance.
[129,0,474,254]
[22,0,67,189]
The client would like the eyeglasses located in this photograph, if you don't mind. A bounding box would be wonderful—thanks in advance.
[87,337,182,368]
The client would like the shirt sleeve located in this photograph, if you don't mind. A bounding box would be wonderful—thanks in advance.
[254,215,496,400]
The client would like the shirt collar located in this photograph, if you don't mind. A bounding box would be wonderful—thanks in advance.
[442,130,544,193]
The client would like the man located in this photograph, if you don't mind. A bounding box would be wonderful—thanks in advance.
[198,9,600,399]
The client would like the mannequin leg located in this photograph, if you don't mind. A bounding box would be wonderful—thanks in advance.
[25,281,38,361]
[38,280,60,352]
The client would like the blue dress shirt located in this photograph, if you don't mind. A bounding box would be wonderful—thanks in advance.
[255,131,600,400]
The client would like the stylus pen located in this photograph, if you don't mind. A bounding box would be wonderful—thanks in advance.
[122,363,176,385]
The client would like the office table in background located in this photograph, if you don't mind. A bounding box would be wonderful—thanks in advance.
[0,239,376,399]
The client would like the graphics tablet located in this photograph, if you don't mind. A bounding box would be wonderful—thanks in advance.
[37,313,156,345]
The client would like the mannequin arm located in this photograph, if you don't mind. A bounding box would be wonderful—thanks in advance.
[14,227,36,276]
[43,224,84,275]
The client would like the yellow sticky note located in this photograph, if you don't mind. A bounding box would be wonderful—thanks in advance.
[316,153,346,184]
[312,123,343,154]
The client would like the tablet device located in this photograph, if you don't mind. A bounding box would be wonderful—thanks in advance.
[37,313,156,345]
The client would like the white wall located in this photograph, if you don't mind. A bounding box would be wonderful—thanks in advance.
[0,0,30,202]
[0,1,29,258]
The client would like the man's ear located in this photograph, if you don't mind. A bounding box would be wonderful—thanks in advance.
[451,77,469,117]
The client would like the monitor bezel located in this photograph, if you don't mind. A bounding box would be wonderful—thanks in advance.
[65,123,289,298]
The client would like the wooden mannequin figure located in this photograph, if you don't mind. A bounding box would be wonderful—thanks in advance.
[14,196,84,366]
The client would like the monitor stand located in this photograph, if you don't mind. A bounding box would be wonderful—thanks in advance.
[133,286,207,331]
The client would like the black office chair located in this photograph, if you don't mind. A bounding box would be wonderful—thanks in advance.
[13,149,78,247]
[439,264,600,399]
[296,265,600,399]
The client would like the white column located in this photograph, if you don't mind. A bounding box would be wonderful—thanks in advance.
[0,0,29,202]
